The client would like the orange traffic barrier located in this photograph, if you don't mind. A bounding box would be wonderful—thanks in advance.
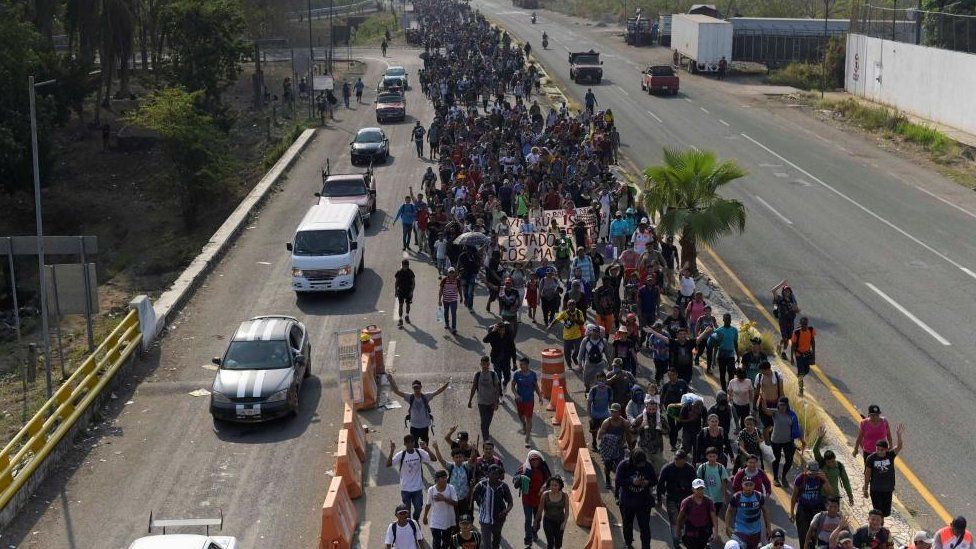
[343,403,368,462]
[550,382,566,425]
[583,507,614,549]
[334,429,363,499]
[363,325,385,375]
[569,448,603,527]
[557,403,585,470]
[546,376,561,411]
[540,348,565,399]
[320,475,359,549]
[356,352,378,411]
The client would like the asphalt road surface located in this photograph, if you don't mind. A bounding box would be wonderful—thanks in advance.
[477,0,976,527]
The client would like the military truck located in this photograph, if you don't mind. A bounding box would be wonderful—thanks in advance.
[568,50,603,84]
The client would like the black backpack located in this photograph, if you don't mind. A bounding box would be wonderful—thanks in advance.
[389,519,419,543]
[405,393,433,429]
[586,340,604,364]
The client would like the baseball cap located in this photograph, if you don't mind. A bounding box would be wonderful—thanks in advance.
[716,391,728,402]
[868,404,881,414]
[807,460,820,472]
[458,514,473,524]
[770,528,786,539]
[724,540,742,549]
[395,504,410,515]
[640,217,649,224]
[610,402,622,411]
[692,478,706,489]
[913,532,935,544]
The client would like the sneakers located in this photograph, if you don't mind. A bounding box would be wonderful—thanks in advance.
[398,320,404,329]
[405,315,411,324]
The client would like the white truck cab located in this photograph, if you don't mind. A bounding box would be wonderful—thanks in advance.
[288,203,365,293]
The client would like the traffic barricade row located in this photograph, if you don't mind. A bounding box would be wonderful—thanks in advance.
[570,448,603,527]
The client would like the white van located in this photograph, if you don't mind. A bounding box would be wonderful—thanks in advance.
[287,203,365,293]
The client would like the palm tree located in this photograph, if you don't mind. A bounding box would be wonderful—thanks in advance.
[643,147,748,273]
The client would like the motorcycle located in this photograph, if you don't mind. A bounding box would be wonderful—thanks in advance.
[531,13,537,24]
[542,33,548,49]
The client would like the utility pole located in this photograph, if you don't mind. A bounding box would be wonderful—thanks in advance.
[308,0,315,118]
[29,75,54,398]
[329,0,335,74]
[822,0,828,98]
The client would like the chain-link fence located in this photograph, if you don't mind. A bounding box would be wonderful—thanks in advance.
[856,3,976,54]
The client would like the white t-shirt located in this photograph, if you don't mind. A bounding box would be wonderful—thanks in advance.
[727,378,754,406]
[426,484,459,530]
[632,230,653,254]
[679,276,696,297]
[384,519,424,548]
[393,449,431,492]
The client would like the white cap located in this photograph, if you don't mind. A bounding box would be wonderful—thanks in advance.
[692,478,706,489]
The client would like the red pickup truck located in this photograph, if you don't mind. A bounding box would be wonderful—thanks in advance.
[640,65,679,96]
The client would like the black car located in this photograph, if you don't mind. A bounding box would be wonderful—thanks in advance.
[209,315,311,422]
[350,127,390,165]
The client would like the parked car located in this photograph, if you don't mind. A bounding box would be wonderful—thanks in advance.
[375,91,406,123]
[209,315,311,422]
[384,66,409,88]
[349,127,389,165]
[641,64,680,95]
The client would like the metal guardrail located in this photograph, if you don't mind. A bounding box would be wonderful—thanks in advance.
[0,309,141,511]
[288,0,375,21]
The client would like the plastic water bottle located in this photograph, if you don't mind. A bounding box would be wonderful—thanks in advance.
[436,305,444,324]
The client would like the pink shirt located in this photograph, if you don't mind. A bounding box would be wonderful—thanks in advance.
[858,417,890,452]
[686,300,707,326]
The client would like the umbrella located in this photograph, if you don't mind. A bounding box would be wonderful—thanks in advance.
[454,231,491,248]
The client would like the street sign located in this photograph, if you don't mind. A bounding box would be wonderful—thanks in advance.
[313,75,334,91]
[46,263,98,316]
[335,329,363,405]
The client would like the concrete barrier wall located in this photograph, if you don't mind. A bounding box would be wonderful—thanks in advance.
[846,33,976,135]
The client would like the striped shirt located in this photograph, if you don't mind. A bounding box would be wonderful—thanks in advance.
[440,277,460,302]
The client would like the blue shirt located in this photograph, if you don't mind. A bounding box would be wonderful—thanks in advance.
[713,325,739,357]
[731,491,765,534]
[609,219,630,238]
[393,203,417,225]
[512,370,538,403]
[588,384,612,420]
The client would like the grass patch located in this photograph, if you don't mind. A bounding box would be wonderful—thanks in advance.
[766,62,827,91]
[349,12,403,47]
[816,98,959,159]
[262,121,311,170]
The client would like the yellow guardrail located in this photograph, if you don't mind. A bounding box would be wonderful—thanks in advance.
[0,309,141,511]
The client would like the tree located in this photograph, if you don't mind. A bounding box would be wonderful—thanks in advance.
[642,148,748,273]
[125,88,233,227]
[164,0,248,105]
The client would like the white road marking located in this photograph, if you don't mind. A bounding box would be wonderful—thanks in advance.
[794,179,813,187]
[366,442,382,487]
[865,282,951,346]
[741,132,976,280]
[755,195,793,225]
[700,106,710,114]
[646,110,663,123]
[683,97,693,103]
[774,172,789,178]
[615,85,630,96]
[719,119,730,127]
[915,186,976,220]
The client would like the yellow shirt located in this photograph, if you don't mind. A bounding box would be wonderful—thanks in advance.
[555,309,584,340]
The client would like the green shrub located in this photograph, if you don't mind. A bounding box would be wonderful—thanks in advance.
[350,13,402,47]
[819,98,958,158]
[263,122,310,170]
[766,63,824,91]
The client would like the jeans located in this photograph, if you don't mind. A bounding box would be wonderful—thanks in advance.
[795,503,823,546]
[621,504,652,549]
[543,517,564,548]
[462,276,477,309]
[443,300,458,330]
[480,520,505,549]
[401,223,413,248]
[717,355,736,388]
[523,504,537,544]
[492,359,512,387]
[431,527,450,549]
[401,489,424,520]
[771,441,796,481]
[563,337,581,367]
[478,403,496,440]
[415,139,424,157]
[733,403,751,430]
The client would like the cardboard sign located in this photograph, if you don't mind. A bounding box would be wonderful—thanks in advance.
[498,231,558,263]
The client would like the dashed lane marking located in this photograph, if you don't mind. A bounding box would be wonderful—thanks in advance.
[754,195,793,225]
[864,282,951,346]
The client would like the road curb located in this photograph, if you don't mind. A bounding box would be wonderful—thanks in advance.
[150,128,318,340]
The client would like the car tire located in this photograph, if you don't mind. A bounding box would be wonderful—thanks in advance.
[288,389,299,417]
[365,217,372,228]
[358,254,365,274]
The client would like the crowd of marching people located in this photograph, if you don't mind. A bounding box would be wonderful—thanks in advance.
[381,1,969,548]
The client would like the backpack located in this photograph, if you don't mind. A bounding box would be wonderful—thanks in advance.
[586,339,605,364]
[388,518,419,543]
[755,370,783,390]
[405,393,433,429]
[473,370,500,393]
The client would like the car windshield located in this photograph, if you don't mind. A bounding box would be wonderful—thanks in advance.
[322,179,367,197]
[386,67,405,76]
[574,54,599,64]
[222,340,291,370]
[649,66,675,76]
[293,229,348,255]
[382,77,401,87]
[355,131,385,143]
[377,94,401,103]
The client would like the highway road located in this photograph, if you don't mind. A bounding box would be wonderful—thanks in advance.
[478,0,976,527]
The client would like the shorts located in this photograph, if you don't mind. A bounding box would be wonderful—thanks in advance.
[396,293,413,304]
[795,352,814,376]
[516,401,535,419]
